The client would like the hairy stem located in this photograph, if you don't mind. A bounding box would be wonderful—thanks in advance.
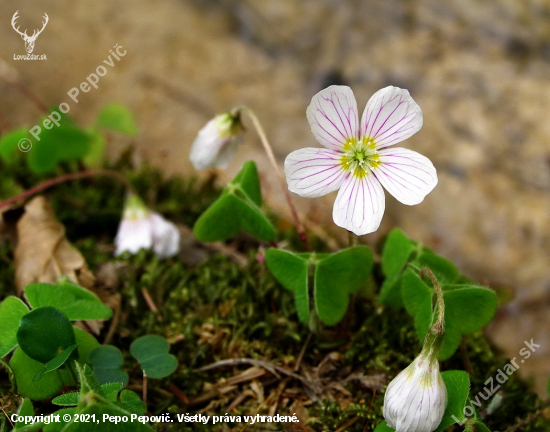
[238,106,311,251]
[421,268,445,335]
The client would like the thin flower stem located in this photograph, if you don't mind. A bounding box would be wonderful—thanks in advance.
[421,268,445,335]
[0,75,49,114]
[238,106,311,251]
[0,169,134,211]
[348,231,358,247]
[143,372,148,408]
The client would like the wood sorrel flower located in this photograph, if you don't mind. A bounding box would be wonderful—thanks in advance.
[285,86,437,235]
[190,111,243,170]
[115,194,180,258]
[383,270,447,432]
[383,334,447,432]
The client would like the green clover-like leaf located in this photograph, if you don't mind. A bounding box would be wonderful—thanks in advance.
[34,344,77,381]
[193,161,275,242]
[17,307,76,364]
[0,296,29,358]
[10,347,65,400]
[435,370,470,431]
[96,103,138,136]
[27,112,91,174]
[130,335,178,379]
[314,246,373,325]
[401,269,498,360]
[88,345,129,386]
[265,249,310,322]
[266,246,373,326]
[25,279,112,321]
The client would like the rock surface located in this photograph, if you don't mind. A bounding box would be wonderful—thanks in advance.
[1,0,549,394]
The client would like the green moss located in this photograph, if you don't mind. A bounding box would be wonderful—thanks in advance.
[0,157,549,432]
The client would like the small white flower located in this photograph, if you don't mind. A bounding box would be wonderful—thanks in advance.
[190,111,243,170]
[150,212,180,258]
[383,348,447,432]
[115,195,180,258]
[285,85,437,235]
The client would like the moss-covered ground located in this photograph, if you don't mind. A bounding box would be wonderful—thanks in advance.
[0,157,549,432]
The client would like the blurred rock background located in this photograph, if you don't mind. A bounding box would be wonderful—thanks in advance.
[1,0,549,394]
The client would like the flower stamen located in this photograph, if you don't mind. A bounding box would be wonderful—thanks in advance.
[341,137,381,178]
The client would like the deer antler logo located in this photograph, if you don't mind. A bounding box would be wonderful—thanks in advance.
[12,11,49,54]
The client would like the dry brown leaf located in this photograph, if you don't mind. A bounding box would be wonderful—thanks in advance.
[14,195,95,294]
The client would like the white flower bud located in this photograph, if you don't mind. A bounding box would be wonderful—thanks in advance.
[190,112,243,170]
[383,337,447,432]
[114,195,152,256]
[150,212,180,258]
[115,195,180,258]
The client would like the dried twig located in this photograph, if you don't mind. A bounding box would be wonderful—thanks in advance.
[195,358,320,392]
[335,416,360,432]
[141,287,162,322]
[295,332,312,372]
[168,384,189,405]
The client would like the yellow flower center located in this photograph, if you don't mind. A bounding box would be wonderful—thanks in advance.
[340,137,381,178]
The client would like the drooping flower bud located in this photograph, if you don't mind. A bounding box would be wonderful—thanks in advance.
[115,194,180,258]
[383,270,447,432]
[149,212,180,258]
[190,111,243,170]
[115,194,152,256]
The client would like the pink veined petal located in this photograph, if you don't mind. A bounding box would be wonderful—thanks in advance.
[306,85,359,150]
[284,148,347,198]
[373,147,438,206]
[332,173,385,236]
[361,86,423,149]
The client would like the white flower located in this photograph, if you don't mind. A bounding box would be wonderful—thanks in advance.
[383,341,447,432]
[149,212,180,258]
[284,85,437,235]
[115,195,180,258]
[190,111,243,170]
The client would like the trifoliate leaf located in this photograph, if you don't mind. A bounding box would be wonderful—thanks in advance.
[382,228,415,279]
[412,248,460,285]
[96,103,138,135]
[88,345,129,386]
[130,335,178,379]
[17,307,76,364]
[34,344,77,381]
[401,270,498,360]
[265,249,310,323]
[266,247,373,326]
[0,296,29,358]
[193,161,275,242]
[10,347,64,400]
[435,370,470,432]
[27,112,91,174]
[25,279,112,320]
[314,246,373,325]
